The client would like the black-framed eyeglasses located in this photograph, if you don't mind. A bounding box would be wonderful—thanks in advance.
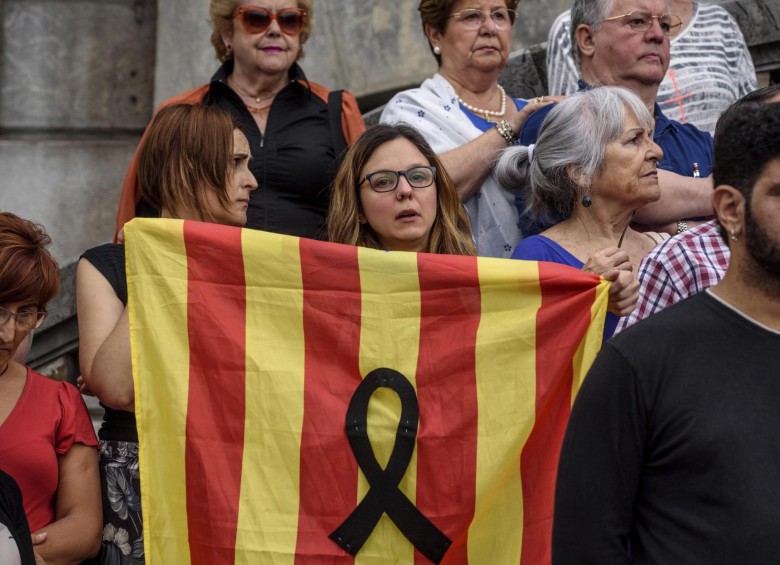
[602,10,683,36]
[360,166,437,193]
[450,8,516,30]
[231,6,308,36]
[0,305,46,331]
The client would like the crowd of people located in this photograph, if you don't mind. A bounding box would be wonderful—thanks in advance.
[2,0,779,563]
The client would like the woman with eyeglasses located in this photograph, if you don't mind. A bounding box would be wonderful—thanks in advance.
[379,0,560,258]
[114,0,365,243]
[77,104,257,562]
[0,212,101,565]
[328,123,476,255]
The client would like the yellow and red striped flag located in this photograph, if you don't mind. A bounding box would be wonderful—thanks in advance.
[126,218,608,565]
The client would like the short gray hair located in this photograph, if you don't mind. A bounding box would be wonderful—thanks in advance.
[570,0,614,64]
[494,86,653,227]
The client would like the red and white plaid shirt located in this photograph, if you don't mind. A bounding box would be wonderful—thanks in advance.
[616,220,730,333]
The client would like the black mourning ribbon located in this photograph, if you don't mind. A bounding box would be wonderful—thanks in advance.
[329,368,452,563]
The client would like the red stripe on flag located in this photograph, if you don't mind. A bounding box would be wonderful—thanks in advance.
[519,262,599,565]
[183,222,247,564]
[416,254,481,564]
[295,239,362,564]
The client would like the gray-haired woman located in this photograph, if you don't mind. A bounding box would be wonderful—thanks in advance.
[495,86,668,340]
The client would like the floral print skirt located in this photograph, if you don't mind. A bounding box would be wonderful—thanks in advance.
[98,440,144,563]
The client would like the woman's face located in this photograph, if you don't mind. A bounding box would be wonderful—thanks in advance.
[204,129,258,226]
[590,110,664,208]
[428,0,513,78]
[0,302,40,368]
[358,138,439,253]
[225,0,303,77]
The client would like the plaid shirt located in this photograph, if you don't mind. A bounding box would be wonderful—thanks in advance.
[616,220,730,333]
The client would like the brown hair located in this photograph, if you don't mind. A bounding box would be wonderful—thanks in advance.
[209,0,314,63]
[0,212,60,310]
[138,104,239,223]
[419,0,519,64]
[327,123,476,256]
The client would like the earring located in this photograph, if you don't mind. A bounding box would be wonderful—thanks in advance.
[226,44,233,53]
[581,189,592,208]
[433,45,441,55]
[731,228,738,242]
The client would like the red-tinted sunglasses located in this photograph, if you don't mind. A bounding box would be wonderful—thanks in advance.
[232,6,307,36]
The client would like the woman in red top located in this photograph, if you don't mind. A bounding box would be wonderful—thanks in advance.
[0,212,101,564]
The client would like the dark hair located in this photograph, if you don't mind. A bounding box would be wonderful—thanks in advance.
[714,84,780,135]
[0,212,59,310]
[713,100,780,200]
[327,123,476,255]
[138,104,240,223]
[418,0,519,65]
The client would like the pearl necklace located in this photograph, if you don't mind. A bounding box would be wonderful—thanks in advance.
[457,85,507,119]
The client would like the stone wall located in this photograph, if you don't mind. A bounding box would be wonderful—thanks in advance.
[0,0,156,265]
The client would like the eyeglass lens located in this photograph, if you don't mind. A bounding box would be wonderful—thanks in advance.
[0,306,44,330]
[237,8,305,35]
[456,9,514,29]
[623,11,681,35]
[367,167,436,192]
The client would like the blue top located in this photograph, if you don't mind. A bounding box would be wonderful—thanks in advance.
[512,235,619,341]
[461,97,529,133]
[517,80,713,235]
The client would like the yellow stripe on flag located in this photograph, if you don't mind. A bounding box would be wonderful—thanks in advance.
[128,219,192,564]
[571,279,611,402]
[356,248,421,565]
[235,231,306,564]
[469,256,541,561]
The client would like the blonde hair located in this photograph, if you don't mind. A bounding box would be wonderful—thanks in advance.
[138,104,239,223]
[328,124,476,256]
[209,0,314,63]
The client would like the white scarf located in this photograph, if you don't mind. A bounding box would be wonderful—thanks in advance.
[380,74,522,258]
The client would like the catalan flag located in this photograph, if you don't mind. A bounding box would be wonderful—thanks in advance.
[126,218,608,564]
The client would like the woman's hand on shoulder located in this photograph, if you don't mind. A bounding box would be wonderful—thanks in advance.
[510,96,563,136]
[582,246,631,277]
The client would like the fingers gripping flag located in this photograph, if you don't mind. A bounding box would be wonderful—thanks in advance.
[126,218,608,565]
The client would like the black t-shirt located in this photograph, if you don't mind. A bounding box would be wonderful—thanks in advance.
[553,291,780,565]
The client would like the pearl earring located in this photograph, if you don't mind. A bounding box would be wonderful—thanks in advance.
[433,46,441,55]
[731,229,738,242]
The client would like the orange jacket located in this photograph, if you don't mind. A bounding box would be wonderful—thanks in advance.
[114,80,365,242]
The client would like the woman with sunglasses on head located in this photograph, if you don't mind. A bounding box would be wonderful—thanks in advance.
[379,0,561,258]
[114,0,365,243]
[77,104,257,562]
[328,123,476,255]
[0,212,101,565]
